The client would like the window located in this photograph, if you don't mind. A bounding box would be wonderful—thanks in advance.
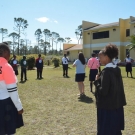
[126,29,130,37]
[93,31,109,39]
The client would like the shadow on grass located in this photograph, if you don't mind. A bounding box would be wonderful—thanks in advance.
[78,95,93,104]
[122,76,135,79]
[19,80,27,84]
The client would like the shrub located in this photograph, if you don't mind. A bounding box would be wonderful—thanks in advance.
[52,57,60,67]
[27,56,35,70]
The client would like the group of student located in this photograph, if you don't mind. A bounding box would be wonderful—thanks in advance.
[0,41,132,135]
[10,54,44,82]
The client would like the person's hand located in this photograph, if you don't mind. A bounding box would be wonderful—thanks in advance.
[18,109,24,114]
[95,74,99,80]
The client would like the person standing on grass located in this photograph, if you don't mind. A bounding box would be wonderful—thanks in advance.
[94,44,126,135]
[87,53,100,93]
[10,55,19,76]
[0,42,24,135]
[73,52,86,98]
[62,54,69,77]
[124,54,133,78]
[36,54,44,79]
[20,55,27,82]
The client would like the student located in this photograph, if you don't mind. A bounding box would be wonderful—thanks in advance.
[36,54,43,79]
[73,52,86,98]
[0,42,24,135]
[20,55,27,82]
[124,54,133,78]
[10,55,19,76]
[94,44,126,135]
[62,54,69,77]
[87,53,100,93]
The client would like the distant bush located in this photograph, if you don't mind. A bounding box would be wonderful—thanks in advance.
[52,57,60,67]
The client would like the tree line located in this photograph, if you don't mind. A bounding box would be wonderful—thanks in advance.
[0,17,72,55]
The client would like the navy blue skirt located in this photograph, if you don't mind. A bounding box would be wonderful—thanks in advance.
[126,63,132,72]
[89,69,98,81]
[0,97,24,134]
[97,107,124,135]
[75,73,85,82]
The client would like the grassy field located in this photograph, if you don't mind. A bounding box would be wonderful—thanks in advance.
[16,65,135,135]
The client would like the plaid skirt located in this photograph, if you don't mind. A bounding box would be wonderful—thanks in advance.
[0,97,24,134]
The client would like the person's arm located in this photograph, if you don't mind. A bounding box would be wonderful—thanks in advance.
[87,59,92,68]
[94,70,110,96]
[73,60,77,67]
[3,64,23,114]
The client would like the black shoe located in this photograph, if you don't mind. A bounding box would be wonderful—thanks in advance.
[66,76,69,78]
[25,79,27,81]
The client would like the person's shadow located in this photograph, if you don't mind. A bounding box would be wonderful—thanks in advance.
[78,95,93,104]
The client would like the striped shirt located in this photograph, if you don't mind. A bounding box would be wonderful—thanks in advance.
[0,57,22,111]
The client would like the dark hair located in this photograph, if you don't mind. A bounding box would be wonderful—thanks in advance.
[78,52,85,65]
[0,42,10,57]
[64,54,67,57]
[38,54,41,57]
[91,52,96,57]
[99,44,118,60]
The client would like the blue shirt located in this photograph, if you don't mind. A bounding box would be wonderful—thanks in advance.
[73,59,85,74]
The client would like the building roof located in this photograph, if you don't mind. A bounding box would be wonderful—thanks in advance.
[84,22,119,31]
[64,44,83,51]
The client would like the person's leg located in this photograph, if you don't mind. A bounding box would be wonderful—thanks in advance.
[24,68,27,80]
[81,82,85,94]
[63,65,65,77]
[37,69,39,79]
[78,82,82,94]
[130,71,133,78]
[90,81,93,92]
[40,69,43,78]
[127,72,128,77]
[21,68,23,81]
[66,64,68,77]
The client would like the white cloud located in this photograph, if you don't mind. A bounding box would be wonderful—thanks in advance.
[54,20,58,23]
[36,17,49,23]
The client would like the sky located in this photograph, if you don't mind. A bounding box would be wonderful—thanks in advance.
[0,0,135,50]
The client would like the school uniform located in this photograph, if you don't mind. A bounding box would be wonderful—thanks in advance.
[73,59,85,82]
[20,58,27,81]
[0,57,24,135]
[36,57,43,79]
[10,58,19,75]
[62,57,69,77]
[125,57,132,72]
[87,57,100,81]
[94,63,126,135]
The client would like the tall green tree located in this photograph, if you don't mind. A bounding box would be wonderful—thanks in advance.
[65,37,72,43]
[0,28,8,42]
[39,39,50,55]
[57,37,65,53]
[75,25,82,44]
[35,29,42,54]
[14,17,28,55]
[9,32,19,55]
[126,34,135,52]
[43,29,50,55]
[49,32,59,54]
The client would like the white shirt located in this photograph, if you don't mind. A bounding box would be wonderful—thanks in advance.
[62,57,69,64]
[105,63,117,68]
[73,59,85,74]
[125,57,132,62]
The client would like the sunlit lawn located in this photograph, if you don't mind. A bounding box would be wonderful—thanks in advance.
[16,65,135,135]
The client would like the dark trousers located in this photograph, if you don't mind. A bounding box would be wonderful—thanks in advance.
[63,64,68,76]
[21,68,27,80]
[37,69,43,78]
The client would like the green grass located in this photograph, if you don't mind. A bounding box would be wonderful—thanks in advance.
[16,66,135,135]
